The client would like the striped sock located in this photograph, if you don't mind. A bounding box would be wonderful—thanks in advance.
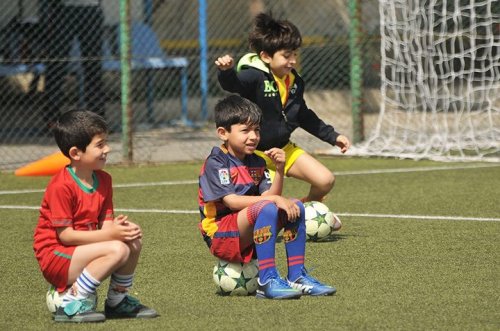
[106,273,134,307]
[253,203,279,284]
[284,201,306,281]
[61,269,100,307]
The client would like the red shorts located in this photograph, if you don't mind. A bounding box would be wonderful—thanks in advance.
[209,213,255,263]
[37,245,75,292]
[209,200,283,263]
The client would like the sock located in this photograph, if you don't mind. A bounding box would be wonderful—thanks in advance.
[284,201,306,281]
[61,268,100,307]
[106,273,134,307]
[252,202,280,284]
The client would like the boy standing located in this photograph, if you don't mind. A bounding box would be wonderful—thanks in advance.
[198,95,336,299]
[215,12,350,205]
[33,110,157,322]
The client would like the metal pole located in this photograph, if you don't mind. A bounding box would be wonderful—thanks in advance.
[349,0,364,143]
[120,0,133,162]
[198,0,208,122]
[143,0,155,124]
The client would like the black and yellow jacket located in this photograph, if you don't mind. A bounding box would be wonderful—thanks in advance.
[217,53,340,151]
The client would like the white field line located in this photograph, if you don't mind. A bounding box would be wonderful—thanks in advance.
[1,205,499,222]
[0,163,498,196]
[0,180,199,195]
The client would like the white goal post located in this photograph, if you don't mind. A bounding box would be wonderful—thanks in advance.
[349,0,500,162]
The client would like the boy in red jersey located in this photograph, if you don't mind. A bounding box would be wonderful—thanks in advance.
[215,12,350,208]
[198,95,336,299]
[33,110,157,323]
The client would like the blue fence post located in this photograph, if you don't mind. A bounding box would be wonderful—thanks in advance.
[198,0,208,122]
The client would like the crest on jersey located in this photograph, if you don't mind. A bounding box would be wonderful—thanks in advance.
[218,168,230,185]
[248,167,262,185]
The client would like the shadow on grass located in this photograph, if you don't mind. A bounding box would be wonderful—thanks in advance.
[275,232,349,243]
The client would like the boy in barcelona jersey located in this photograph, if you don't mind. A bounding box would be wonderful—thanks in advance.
[198,95,337,299]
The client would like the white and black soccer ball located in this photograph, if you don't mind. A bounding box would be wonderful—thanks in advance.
[304,201,339,241]
[213,259,259,296]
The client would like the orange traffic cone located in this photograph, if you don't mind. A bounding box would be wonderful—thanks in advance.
[15,151,70,176]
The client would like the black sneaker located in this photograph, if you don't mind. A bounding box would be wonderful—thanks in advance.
[105,295,158,319]
[53,298,105,323]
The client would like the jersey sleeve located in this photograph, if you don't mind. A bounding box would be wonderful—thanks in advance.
[199,153,236,202]
[45,181,76,228]
[217,68,259,100]
[298,98,340,146]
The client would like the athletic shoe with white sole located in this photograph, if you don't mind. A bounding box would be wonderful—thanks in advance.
[105,295,158,319]
[256,277,302,300]
[54,298,105,323]
[287,269,336,296]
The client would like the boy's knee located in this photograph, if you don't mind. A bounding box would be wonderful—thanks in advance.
[248,200,278,226]
[108,240,131,260]
[317,173,335,192]
[127,238,142,254]
[326,173,335,188]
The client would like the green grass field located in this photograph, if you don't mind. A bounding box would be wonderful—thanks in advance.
[0,157,499,330]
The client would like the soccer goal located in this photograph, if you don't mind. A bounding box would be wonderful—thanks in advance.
[350,0,500,162]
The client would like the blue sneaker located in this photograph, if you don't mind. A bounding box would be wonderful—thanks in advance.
[287,269,336,296]
[256,277,302,299]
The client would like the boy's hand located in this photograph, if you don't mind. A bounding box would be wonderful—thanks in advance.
[113,214,129,225]
[264,148,285,172]
[112,214,142,241]
[336,135,350,153]
[274,196,300,222]
[215,54,234,71]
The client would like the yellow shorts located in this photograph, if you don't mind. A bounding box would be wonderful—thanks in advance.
[254,142,305,181]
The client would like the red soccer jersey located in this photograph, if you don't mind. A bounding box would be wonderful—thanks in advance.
[33,166,114,263]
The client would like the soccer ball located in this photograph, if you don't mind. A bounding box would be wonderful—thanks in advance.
[304,201,336,241]
[46,285,66,313]
[46,285,97,313]
[213,259,259,296]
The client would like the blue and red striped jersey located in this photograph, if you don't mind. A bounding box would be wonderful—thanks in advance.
[198,145,271,238]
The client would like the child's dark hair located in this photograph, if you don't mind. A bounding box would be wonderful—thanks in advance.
[248,12,302,56]
[214,95,262,131]
[53,110,108,157]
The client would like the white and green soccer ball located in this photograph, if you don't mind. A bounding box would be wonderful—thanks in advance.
[46,285,97,313]
[304,201,340,241]
[213,259,259,296]
[46,285,66,313]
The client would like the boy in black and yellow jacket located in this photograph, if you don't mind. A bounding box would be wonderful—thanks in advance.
[216,12,350,209]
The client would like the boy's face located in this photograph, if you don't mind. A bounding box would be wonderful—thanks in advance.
[217,122,260,160]
[261,49,298,78]
[75,133,111,170]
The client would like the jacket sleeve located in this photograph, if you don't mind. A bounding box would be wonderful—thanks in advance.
[298,99,340,146]
[217,68,258,99]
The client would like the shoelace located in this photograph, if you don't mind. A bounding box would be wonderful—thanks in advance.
[119,295,141,310]
[301,274,323,285]
[274,277,292,287]
[299,267,323,285]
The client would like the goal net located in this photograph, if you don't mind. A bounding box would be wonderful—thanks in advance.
[352,0,500,162]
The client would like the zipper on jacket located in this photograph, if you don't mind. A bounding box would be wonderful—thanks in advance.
[281,110,288,122]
